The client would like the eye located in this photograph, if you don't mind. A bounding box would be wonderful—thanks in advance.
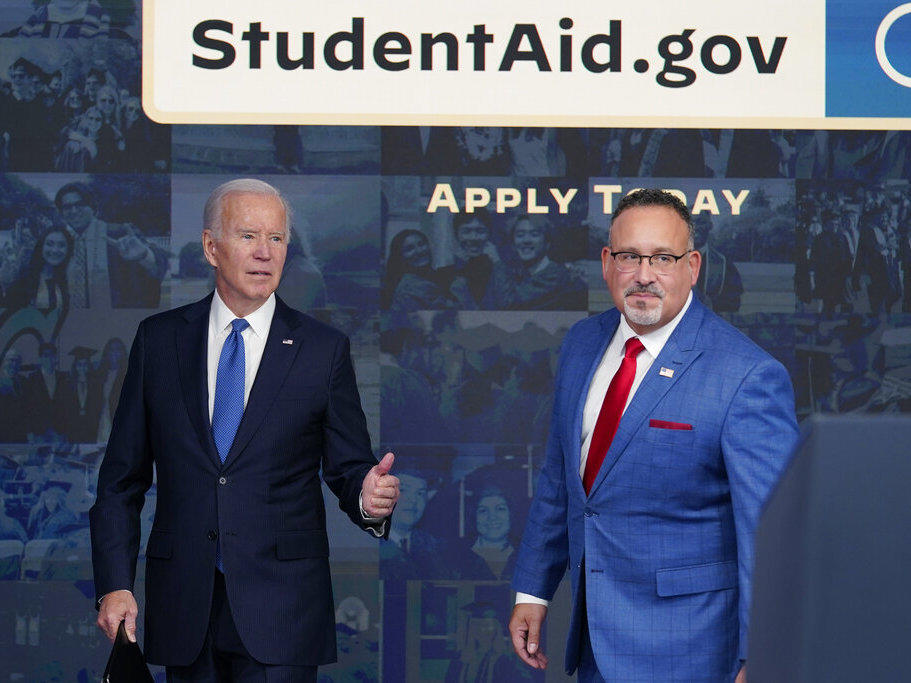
[617,253,639,264]
[270,235,284,243]
[241,233,253,240]
[652,254,675,266]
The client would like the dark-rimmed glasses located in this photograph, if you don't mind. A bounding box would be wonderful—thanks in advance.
[610,250,692,276]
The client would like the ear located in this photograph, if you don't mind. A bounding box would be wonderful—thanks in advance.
[688,249,702,285]
[202,230,218,268]
[600,246,612,281]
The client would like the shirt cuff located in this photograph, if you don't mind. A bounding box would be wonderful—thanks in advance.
[359,492,387,538]
[515,592,549,606]
[97,589,132,608]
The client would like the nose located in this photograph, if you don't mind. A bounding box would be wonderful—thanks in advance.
[633,257,656,282]
[252,237,272,260]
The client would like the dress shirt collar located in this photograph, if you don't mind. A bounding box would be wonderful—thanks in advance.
[210,290,276,340]
[615,290,693,358]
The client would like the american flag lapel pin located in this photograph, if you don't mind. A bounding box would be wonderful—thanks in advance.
[282,339,294,345]
[659,367,674,378]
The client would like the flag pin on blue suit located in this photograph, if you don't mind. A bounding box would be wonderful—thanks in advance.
[282,339,293,345]
[659,367,674,378]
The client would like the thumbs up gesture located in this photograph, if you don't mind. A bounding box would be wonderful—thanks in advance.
[361,452,399,518]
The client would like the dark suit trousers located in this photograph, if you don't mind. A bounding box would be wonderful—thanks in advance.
[165,572,317,683]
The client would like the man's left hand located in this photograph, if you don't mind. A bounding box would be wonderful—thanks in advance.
[735,665,746,683]
[361,452,399,518]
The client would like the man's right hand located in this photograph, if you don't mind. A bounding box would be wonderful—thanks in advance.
[509,603,548,669]
[97,590,138,643]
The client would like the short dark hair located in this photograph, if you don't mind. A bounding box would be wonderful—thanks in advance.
[54,182,96,211]
[454,208,491,232]
[611,189,694,248]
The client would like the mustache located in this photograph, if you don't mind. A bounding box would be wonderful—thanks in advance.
[624,284,665,299]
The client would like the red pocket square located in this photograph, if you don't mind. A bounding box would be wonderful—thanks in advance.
[649,419,693,430]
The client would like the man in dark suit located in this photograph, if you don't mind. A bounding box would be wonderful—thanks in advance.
[509,189,797,682]
[90,178,400,681]
[22,341,67,438]
[0,348,27,442]
[809,209,853,315]
[55,182,169,308]
[57,346,104,443]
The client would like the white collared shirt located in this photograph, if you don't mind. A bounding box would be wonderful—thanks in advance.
[517,291,693,607]
[206,290,275,421]
[579,291,693,476]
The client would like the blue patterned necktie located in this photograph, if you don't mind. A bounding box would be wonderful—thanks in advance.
[212,318,249,463]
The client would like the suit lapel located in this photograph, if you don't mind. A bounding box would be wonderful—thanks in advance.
[568,310,620,499]
[223,297,303,468]
[176,294,221,469]
[587,299,707,498]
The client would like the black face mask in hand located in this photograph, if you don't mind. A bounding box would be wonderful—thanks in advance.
[103,621,153,683]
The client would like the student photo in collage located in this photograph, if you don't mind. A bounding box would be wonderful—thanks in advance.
[173,125,379,176]
[0,173,170,311]
[0,0,140,41]
[385,582,539,683]
[0,31,168,175]
[382,126,589,177]
[589,128,795,178]
[796,182,911,317]
[380,310,581,446]
[794,130,911,182]
[382,177,588,314]
[377,447,536,583]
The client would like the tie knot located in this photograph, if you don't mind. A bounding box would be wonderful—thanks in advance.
[624,336,645,359]
[230,318,249,334]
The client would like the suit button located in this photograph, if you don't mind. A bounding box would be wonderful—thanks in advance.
[218,476,227,485]
[207,530,218,541]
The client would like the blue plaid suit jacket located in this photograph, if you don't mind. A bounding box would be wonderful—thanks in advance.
[513,297,798,680]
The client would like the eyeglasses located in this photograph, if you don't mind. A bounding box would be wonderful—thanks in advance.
[60,201,87,212]
[610,250,692,276]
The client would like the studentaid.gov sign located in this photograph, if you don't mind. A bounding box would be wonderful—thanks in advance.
[143,0,911,128]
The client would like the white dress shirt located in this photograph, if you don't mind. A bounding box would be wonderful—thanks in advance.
[207,290,274,420]
[517,292,693,606]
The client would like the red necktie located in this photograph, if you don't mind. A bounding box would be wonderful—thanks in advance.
[583,337,645,495]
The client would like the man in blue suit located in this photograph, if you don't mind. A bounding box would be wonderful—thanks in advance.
[90,178,400,681]
[509,189,798,682]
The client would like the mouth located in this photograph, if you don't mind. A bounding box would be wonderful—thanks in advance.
[247,270,272,278]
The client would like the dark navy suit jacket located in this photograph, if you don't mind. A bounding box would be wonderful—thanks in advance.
[512,297,799,680]
[90,294,380,666]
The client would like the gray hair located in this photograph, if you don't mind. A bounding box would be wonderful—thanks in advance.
[203,178,292,240]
